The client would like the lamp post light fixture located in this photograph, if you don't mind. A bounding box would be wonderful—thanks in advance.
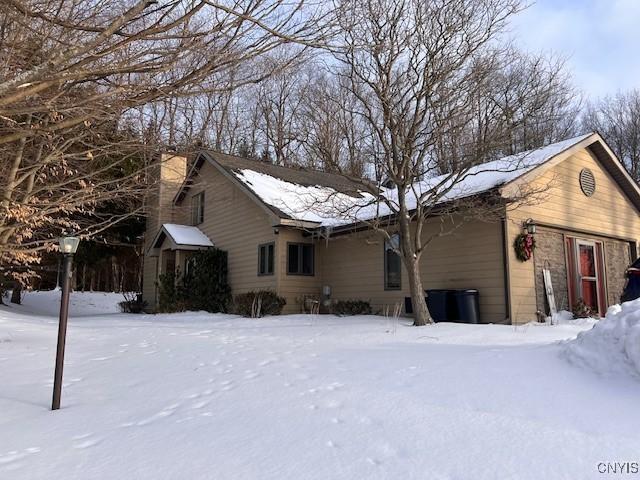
[52,236,80,410]
[523,218,537,235]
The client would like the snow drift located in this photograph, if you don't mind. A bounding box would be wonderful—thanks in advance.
[564,299,640,378]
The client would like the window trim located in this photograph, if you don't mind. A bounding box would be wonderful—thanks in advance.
[384,233,402,291]
[566,235,608,316]
[257,242,275,276]
[184,255,196,276]
[286,242,315,276]
[191,191,205,225]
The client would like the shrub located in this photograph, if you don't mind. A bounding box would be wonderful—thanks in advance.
[156,248,232,313]
[157,270,187,313]
[233,290,286,317]
[181,249,232,313]
[572,298,596,318]
[333,299,372,316]
[119,292,147,314]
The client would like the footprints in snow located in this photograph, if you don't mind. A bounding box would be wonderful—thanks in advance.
[71,433,102,449]
[134,402,181,426]
[0,447,40,467]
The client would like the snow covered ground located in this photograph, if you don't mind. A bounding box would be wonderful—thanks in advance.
[1,291,639,480]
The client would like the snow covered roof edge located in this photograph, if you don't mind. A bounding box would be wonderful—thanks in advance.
[150,224,214,250]
[225,133,597,226]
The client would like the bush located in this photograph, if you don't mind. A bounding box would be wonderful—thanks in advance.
[157,270,186,313]
[156,248,232,313]
[181,248,232,313]
[119,292,147,314]
[333,299,372,316]
[572,298,596,318]
[233,290,286,317]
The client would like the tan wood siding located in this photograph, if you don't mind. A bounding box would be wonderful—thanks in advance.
[506,149,640,324]
[321,219,507,323]
[320,230,410,312]
[276,228,323,313]
[175,163,278,296]
[142,255,158,308]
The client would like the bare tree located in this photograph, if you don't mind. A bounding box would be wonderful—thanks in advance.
[431,48,580,173]
[254,50,311,165]
[583,89,640,180]
[297,72,371,176]
[0,0,327,274]
[330,0,573,326]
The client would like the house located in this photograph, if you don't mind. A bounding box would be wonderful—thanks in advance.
[142,132,640,324]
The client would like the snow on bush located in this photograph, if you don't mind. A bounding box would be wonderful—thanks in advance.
[551,310,575,324]
[563,299,640,378]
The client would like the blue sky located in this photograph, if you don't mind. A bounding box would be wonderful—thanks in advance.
[510,0,640,99]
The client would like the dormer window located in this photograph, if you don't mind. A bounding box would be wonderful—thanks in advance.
[191,192,204,225]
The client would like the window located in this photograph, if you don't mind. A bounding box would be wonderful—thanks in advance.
[191,192,204,225]
[185,255,196,276]
[287,243,314,275]
[384,234,401,290]
[258,243,275,276]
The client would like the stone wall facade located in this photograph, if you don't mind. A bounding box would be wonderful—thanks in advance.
[533,228,570,313]
[604,239,631,305]
[532,227,632,315]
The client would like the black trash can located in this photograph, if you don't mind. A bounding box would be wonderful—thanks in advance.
[425,289,456,322]
[451,289,480,324]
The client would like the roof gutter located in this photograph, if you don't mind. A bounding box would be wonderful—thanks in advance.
[320,189,505,238]
[276,219,322,229]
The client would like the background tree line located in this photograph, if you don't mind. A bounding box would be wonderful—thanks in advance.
[139,45,640,182]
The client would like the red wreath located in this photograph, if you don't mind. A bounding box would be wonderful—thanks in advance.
[514,233,536,261]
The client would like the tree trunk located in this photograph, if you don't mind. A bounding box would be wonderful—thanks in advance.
[111,256,118,292]
[71,266,77,292]
[136,250,143,292]
[406,257,431,326]
[10,284,22,304]
[395,183,432,327]
[81,264,87,292]
[119,263,125,293]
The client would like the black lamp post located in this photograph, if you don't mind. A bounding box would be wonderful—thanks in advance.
[52,236,80,411]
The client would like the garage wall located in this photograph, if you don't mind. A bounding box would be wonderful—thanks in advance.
[507,147,640,323]
[320,218,507,323]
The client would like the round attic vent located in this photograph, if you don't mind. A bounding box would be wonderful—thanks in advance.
[579,168,596,197]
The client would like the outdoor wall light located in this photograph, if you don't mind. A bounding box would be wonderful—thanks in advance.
[523,219,536,235]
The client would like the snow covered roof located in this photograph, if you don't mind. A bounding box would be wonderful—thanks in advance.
[181,132,639,229]
[150,224,213,252]
[223,134,593,227]
[198,151,367,221]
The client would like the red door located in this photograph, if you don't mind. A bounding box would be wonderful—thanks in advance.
[566,237,607,316]
[577,242,598,311]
